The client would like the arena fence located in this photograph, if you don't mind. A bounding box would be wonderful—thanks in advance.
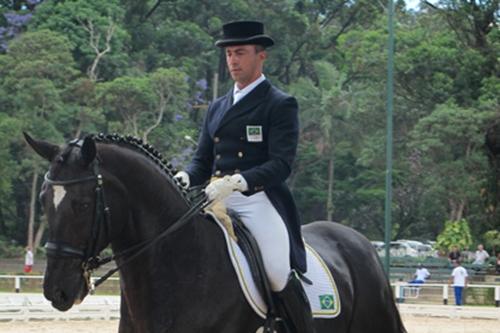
[0,275,499,322]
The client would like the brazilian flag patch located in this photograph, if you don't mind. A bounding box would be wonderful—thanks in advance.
[319,294,335,310]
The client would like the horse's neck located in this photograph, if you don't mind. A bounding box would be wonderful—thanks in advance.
[100,144,236,320]
[100,144,189,242]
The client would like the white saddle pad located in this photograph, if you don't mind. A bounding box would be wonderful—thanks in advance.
[206,212,341,319]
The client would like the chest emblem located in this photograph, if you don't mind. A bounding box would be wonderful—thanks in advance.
[246,125,263,142]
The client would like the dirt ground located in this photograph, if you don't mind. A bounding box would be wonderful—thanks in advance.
[0,315,498,333]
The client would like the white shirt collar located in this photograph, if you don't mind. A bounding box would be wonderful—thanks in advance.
[232,74,266,105]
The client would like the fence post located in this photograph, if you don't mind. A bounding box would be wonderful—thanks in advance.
[495,286,499,307]
[443,285,448,305]
[15,276,21,293]
[395,282,402,303]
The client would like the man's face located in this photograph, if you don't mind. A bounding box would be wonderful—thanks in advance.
[225,44,266,88]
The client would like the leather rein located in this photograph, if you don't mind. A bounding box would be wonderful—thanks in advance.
[44,156,209,290]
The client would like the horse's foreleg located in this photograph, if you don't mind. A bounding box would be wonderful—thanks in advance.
[118,294,136,333]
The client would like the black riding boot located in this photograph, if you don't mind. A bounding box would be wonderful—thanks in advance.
[275,271,315,333]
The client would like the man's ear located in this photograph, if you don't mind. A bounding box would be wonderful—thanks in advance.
[23,132,60,162]
[80,135,96,166]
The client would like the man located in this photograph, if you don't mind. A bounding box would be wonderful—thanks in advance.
[449,260,468,306]
[409,263,430,284]
[175,20,314,332]
[473,244,489,265]
[448,245,461,263]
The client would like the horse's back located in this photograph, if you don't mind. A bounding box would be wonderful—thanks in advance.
[303,221,406,333]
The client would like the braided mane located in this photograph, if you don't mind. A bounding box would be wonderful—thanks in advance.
[92,133,195,204]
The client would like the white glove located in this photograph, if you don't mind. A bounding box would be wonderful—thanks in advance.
[174,171,190,189]
[205,174,248,203]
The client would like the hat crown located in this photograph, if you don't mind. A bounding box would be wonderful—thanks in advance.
[215,20,274,48]
[222,21,264,39]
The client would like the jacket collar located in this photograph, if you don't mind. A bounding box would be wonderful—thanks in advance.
[215,79,270,132]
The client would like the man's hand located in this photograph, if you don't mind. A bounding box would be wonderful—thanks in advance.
[174,171,190,189]
[205,174,248,203]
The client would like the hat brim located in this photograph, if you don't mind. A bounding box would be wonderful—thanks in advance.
[215,35,274,48]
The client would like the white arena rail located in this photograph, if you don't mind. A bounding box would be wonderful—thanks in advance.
[1,276,499,321]
[0,293,120,322]
[398,303,500,320]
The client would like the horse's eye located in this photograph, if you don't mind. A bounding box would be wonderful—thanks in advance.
[71,201,91,214]
[80,203,90,211]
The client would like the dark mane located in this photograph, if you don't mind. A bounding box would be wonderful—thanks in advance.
[92,133,196,205]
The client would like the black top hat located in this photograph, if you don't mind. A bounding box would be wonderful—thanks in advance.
[215,20,274,48]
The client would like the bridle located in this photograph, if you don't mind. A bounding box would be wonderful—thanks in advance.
[43,141,209,289]
[43,157,111,288]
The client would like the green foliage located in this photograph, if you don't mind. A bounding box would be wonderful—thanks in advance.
[483,230,500,250]
[435,219,473,252]
[0,0,498,252]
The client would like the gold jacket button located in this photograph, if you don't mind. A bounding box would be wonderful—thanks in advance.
[238,151,243,158]
[214,137,220,143]
[216,154,221,160]
[215,170,221,176]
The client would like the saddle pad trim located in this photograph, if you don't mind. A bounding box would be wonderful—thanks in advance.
[206,211,267,318]
[305,243,341,317]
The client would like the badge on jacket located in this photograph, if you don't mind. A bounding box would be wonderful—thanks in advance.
[246,125,263,142]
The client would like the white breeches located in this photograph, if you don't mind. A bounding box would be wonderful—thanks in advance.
[224,191,291,292]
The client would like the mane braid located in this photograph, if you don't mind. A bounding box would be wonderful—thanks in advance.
[92,133,193,205]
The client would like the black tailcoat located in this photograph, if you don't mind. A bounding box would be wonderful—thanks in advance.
[186,79,306,273]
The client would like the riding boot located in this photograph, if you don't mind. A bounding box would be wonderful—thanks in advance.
[275,271,315,333]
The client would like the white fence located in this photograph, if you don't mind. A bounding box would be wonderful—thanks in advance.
[0,293,120,322]
[1,275,499,322]
[391,282,500,307]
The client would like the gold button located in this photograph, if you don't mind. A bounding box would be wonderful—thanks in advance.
[214,137,220,143]
[215,170,221,176]
[216,154,221,160]
[240,136,245,141]
[238,151,243,158]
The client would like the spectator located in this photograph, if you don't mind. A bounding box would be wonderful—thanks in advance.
[449,259,468,306]
[24,247,33,273]
[409,263,431,284]
[448,245,461,263]
[472,244,489,265]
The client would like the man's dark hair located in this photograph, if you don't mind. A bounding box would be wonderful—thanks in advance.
[255,45,266,53]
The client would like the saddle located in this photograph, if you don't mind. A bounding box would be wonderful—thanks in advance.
[204,202,341,331]
[206,203,308,332]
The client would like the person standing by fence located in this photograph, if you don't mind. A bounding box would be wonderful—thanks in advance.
[449,259,468,306]
[24,247,33,273]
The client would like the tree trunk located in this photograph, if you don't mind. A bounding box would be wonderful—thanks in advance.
[33,214,46,254]
[326,155,335,221]
[27,168,39,250]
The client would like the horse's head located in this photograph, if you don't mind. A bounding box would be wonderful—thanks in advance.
[24,133,107,311]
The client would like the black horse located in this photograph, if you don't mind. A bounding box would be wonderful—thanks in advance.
[25,133,406,333]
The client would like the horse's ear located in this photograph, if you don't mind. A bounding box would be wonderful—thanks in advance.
[80,135,96,166]
[23,132,60,162]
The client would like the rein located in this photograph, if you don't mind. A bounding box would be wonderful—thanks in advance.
[44,147,209,290]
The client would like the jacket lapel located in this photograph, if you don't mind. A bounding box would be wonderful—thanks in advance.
[208,89,233,137]
[215,80,270,133]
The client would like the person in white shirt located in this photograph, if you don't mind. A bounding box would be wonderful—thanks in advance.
[473,244,489,265]
[449,260,468,305]
[24,247,34,273]
[409,263,430,284]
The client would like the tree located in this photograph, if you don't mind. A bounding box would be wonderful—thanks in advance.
[0,29,74,252]
[435,219,473,252]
